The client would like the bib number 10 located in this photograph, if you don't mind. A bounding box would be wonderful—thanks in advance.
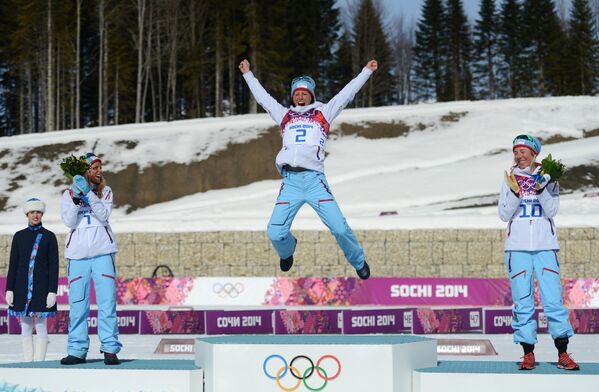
[519,202,543,218]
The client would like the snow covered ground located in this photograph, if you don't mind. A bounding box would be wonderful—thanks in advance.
[0,96,598,235]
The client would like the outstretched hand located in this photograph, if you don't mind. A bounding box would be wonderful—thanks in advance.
[239,59,251,74]
[366,59,378,71]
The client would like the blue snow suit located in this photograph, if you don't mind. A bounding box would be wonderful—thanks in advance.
[61,185,121,358]
[242,68,373,270]
[498,165,574,344]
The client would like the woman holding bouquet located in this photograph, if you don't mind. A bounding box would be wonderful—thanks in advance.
[60,152,121,365]
[499,135,578,371]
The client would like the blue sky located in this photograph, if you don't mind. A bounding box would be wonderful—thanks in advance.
[336,0,573,27]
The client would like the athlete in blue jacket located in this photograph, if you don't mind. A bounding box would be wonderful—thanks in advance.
[239,59,377,279]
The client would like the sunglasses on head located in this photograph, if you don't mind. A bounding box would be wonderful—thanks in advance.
[292,75,314,85]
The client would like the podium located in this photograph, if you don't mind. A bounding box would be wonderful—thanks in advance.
[195,334,437,392]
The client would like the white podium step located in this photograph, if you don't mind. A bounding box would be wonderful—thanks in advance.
[414,361,599,392]
[195,334,437,392]
[0,359,203,392]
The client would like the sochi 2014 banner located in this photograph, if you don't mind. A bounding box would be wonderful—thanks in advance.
[2,277,599,307]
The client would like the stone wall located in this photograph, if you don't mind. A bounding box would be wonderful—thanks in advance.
[0,228,597,279]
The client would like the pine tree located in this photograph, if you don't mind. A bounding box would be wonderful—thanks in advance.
[520,0,567,96]
[412,0,446,101]
[351,0,395,107]
[566,0,599,94]
[472,0,500,99]
[443,0,473,101]
[327,30,355,101]
[497,0,525,97]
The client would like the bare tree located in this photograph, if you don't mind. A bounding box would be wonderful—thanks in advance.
[134,0,146,123]
[47,0,54,132]
[214,8,223,117]
[75,0,81,129]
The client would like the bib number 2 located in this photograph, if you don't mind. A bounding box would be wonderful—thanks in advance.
[295,129,306,143]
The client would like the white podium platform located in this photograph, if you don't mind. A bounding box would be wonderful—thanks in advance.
[0,359,203,392]
[413,361,599,392]
[195,334,437,392]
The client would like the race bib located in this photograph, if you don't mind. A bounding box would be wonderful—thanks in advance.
[282,123,325,147]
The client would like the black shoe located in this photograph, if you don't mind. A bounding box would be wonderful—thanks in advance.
[280,238,297,272]
[356,261,370,280]
[60,355,86,365]
[103,352,120,365]
[280,254,293,272]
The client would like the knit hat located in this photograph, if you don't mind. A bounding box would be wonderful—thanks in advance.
[290,75,316,102]
[23,198,46,215]
[512,134,541,155]
[81,152,101,167]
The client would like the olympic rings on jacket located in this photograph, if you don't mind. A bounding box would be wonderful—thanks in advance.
[212,282,244,298]
[263,354,341,391]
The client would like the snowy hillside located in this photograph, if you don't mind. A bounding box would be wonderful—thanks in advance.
[1,96,598,234]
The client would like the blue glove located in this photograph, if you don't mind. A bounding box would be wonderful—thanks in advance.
[536,173,551,191]
[71,175,91,196]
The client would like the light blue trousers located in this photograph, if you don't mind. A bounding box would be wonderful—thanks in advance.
[267,170,365,270]
[505,250,574,345]
[67,254,122,358]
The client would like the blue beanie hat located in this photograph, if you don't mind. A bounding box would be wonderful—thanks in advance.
[291,76,316,102]
[512,134,541,155]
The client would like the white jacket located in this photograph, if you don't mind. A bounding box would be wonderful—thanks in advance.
[498,166,560,251]
[243,67,373,174]
[60,185,118,260]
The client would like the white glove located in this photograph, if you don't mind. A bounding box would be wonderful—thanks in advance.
[5,291,14,307]
[46,292,57,308]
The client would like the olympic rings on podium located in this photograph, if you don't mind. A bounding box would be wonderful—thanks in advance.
[262,354,341,391]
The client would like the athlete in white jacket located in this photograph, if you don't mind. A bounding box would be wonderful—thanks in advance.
[239,59,377,279]
[498,135,578,371]
[60,153,121,365]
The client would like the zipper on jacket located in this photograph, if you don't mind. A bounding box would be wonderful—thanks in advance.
[507,221,513,237]
[548,218,555,235]
[104,227,114,243]
[66,229,75,248]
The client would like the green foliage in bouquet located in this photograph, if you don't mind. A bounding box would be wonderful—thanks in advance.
[541,153,566,180]
[60,155,88,180]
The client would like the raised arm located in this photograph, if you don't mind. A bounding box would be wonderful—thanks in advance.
[87,186,113,224]
[239,59,287,125]
[321,59,378,123]
[61,190,81,229]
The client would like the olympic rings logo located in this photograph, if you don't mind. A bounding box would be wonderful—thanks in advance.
[212,282,244,298]
[262,354,341,391]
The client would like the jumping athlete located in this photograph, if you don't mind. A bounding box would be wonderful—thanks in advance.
[239,58,377,279]
[499,135,579,371]
[5,198,58,361]
[60,153,121,365]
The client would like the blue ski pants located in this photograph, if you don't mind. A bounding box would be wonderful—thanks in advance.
[67,254,122,358]
[505,250,574,345]
[267,169,365,270]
